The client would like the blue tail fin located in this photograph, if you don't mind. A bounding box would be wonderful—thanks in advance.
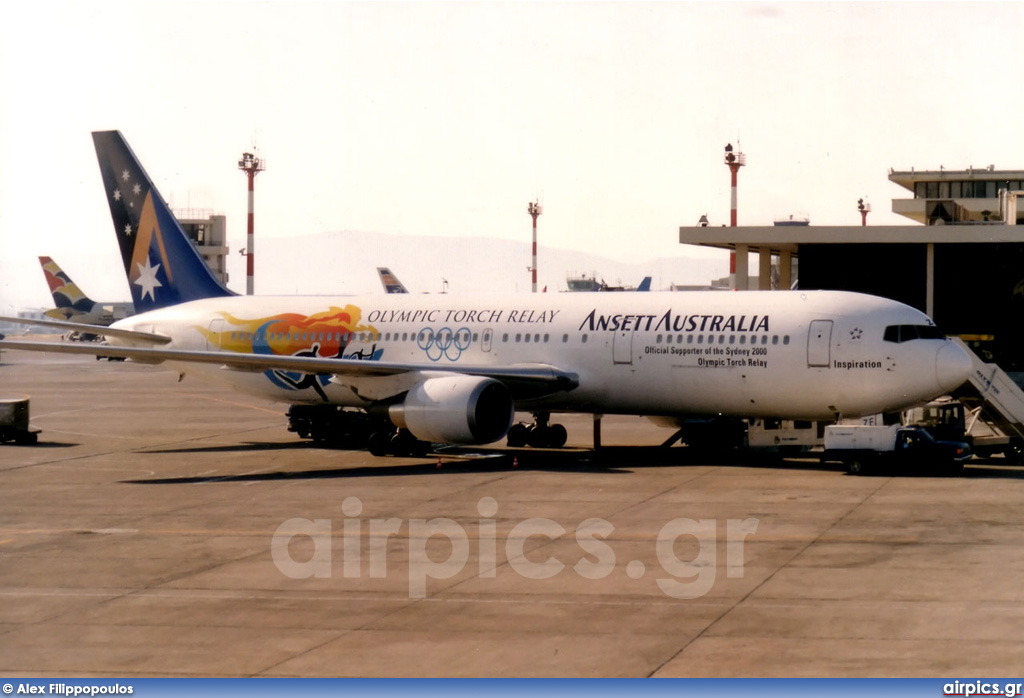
[637,276,652,292]
[92,131,233,312]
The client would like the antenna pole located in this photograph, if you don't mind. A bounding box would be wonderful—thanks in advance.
[724,144,746,289]
[858,198,871,227]
[238,150,265,295]
[527,201,543,293]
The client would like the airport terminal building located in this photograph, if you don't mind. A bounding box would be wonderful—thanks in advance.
[679,166,1024,374]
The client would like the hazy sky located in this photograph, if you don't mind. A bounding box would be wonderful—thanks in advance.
[3,2,1023,309]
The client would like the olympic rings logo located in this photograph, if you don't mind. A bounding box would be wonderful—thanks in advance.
[416,326,472,362]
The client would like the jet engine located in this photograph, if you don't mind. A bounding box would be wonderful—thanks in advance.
[388,375,514,445]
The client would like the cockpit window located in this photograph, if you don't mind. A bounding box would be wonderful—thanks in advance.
[883,324,946,343]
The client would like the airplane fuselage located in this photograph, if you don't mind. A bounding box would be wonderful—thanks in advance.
[110,289,970,422]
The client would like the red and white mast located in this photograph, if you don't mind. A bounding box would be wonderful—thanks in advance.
[238,150,265,296]
[725,143,746,288]
[858,197,871,226]
[527,200,542,293]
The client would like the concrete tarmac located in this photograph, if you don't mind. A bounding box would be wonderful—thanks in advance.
[2,344,1024,677]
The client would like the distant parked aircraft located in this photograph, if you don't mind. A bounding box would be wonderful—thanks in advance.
[39,256,134,328]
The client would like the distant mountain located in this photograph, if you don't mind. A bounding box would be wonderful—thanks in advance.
[253,230,726,295]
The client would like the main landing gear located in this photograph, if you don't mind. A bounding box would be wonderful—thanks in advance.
[506,412,568,449]
[288,405,434,457]
[287,405,374,448]
[368,428,431,458]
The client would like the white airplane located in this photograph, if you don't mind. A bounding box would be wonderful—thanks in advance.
[0,131,973,456]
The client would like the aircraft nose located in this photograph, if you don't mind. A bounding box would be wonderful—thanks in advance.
[936,341,972,393]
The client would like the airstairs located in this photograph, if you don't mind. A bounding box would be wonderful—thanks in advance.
[950,338,1024,461]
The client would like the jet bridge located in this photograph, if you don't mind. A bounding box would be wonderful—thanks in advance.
[950,338,1024,461]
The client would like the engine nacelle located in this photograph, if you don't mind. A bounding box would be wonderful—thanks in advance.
[389,376,514,445]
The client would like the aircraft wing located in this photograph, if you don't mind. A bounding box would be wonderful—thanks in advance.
[0,340,579,397]
[0,316,170,344]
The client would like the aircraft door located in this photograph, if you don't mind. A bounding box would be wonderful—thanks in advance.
[206,319,226,351]
[482,328,493,353]
[807,319,833,367]
[613,328,633,364]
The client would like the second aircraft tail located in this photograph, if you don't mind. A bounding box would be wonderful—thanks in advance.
[39,256,96,318]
